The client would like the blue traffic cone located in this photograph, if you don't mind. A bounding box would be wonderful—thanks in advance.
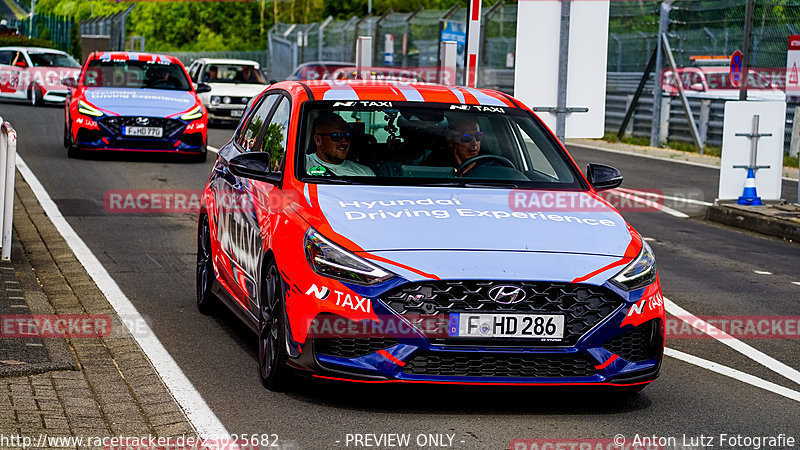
[738,168,762,206]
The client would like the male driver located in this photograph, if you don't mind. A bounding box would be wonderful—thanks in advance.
[306,113,375,177]
[204,66,218,82]
[446,114,484,172]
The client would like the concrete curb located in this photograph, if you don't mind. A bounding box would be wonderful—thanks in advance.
[706,204,800,243]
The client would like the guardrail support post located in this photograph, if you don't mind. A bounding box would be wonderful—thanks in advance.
[356,36,373,71]
[659,96,670,144]
[440,40,458,85]
[0,119,17,261]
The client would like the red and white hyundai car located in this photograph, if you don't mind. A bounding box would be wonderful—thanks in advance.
[0,46,81,106]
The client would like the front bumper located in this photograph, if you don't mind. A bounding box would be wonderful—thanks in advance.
[288,280,665,386]
[43,89,69,103]
[206,105,247,122]
[73,115,206,153]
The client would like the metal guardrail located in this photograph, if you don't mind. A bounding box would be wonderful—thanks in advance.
[604,72,798,153]
[0,118,18,261]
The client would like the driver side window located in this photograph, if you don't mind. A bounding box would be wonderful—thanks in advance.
[258,97,290,172]
[235,94,279,152]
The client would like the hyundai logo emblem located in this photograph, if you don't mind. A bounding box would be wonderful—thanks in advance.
[136,117,150,125]
[487,285,525,304]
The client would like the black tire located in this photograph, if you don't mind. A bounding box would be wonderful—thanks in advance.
[189,146,208,163]
[196,214,218,314]
[65,125,83,159]
[30,84,43,107]
[258,261,292,391]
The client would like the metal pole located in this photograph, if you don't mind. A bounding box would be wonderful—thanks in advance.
[464,0,483,88]
[28,0,35,38]
[650,0,673,147]
[748,115,760,168]
[618,45,658,140]
[555,0,572,143]
[661,32,704,154]
[318,16,333,61]
[739,0,756,101]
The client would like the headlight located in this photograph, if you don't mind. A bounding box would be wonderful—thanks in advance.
[304,228,394,286]
[612,241,657,291]
[210,96,221,105]
[180,105,203,120]
[223,96,231,104]
[78,100,103,117]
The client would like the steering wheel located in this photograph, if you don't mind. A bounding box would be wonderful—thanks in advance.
[456,154,515,177]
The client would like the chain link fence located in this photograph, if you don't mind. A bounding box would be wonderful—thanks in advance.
[11,14,73,52]
[267,0,517,91]
[606,0,800,153]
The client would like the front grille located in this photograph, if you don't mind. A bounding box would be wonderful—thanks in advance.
[403,352,597,378]
[111,139,174,150]
[99,116,185,137]
[314,338,399,358]
[383,281,624,346]
[603,320,659,362]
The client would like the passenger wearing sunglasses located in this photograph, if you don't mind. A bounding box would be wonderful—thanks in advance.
[306,113,375,177]
[446,115,485,174]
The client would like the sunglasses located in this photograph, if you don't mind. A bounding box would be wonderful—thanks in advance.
[317,131,351,142]
[455,132,484,143]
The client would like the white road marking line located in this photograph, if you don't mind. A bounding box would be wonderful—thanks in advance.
[753,270,772,275]
[616,187,714,207]
[16,156,229,439]
[792,282,800,286]
[208,145,219,153]
[664,296,800,387]
[643,237,655,241]
[611,190,690,218]
[567,141,799,182]
[665,347,800,403]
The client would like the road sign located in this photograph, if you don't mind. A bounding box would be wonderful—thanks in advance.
[730,50,743,87]
[718,101,786,201]
[786,35,800,98]
[513,1,610,138]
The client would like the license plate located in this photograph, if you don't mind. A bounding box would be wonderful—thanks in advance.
[449,313,565,339]
[231,109,243,118]
[123,126,162,137]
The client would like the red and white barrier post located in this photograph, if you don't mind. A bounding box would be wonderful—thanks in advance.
[464,0,482,87]
[0,117,17,260]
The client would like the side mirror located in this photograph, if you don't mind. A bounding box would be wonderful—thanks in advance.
[61,77,78,88]
[228,152,279,183]
[14,61,27,68]
[196,83,212,94]
[586,163,623,191]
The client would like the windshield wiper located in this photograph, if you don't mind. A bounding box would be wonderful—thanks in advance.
[464,181,519,188]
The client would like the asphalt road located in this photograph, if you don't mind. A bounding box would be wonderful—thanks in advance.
[2,101,799,449]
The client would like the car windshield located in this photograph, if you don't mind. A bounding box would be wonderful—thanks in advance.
[298,102,586,189]
[84,59,192,90]
[202,63,266,84]
[28,52,80,68]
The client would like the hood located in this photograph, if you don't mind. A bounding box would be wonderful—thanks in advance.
[84,88,196,117]
[306,185,633,257]
[203,82,266,97]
